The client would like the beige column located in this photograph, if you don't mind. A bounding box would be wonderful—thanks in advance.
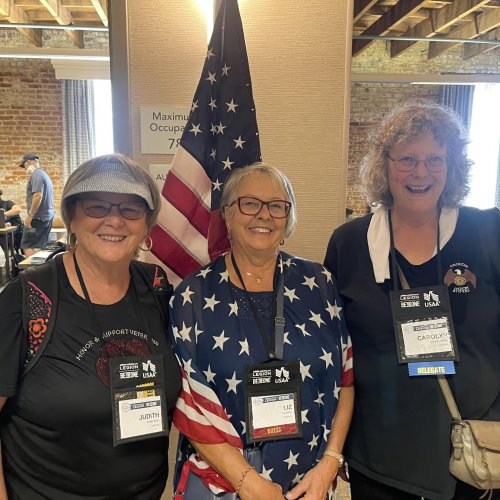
[110,0,353,263]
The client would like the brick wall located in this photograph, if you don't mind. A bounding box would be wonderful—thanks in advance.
[0,30,108,218]
[0,59,63,215]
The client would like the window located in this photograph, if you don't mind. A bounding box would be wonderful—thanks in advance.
[93,79,114,155]
[466,83,500,209]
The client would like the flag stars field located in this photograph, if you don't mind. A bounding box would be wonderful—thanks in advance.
[217,121,227,134]
[226,99,238,112]
[206,71,217,84]
[222,157,234,170]
[233,136,245,148]
[189,123,202,137]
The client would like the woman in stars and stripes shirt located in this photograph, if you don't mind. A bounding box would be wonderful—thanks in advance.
[169,163,354,500]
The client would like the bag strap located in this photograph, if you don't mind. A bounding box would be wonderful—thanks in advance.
[21,256,59,376]
[436,376,462,421]
[396,263,462,421]
[131,261,173,328]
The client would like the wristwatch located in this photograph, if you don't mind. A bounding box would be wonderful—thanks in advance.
[323,448,345,467]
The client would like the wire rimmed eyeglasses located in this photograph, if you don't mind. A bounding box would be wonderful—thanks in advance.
[228,196,291,218]
[79,199,147,220]
[387,154,447,173]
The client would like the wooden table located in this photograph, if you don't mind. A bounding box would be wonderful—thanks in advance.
[0,226,18,283]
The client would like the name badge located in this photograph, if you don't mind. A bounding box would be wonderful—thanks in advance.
[390,284,459,364]
[110,354,168,446]
[245,360,302,443]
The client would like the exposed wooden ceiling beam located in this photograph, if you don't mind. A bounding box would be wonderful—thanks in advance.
[352,0,427,56]
[353,0,379,24]
[462,26,500,58]
[38,0,83,47]
[390,0,491,57]
[90,0,107,27]
[428,6,500,59]
[0,0,42,45]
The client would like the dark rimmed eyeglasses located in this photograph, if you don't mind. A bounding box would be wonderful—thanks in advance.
[386,154,447,173]
[228,196,291,218]
[79,199,147,220]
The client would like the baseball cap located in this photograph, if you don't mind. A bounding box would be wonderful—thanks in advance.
[19,153,40,168]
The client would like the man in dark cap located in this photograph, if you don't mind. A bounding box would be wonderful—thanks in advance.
[19,153,54,256]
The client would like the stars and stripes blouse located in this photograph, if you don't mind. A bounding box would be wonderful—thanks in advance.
[168,252,353,494]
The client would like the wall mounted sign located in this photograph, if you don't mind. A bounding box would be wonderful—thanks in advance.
[149,164,172,191]
[140,106,189,154]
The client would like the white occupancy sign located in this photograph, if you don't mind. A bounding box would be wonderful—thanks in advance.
[140,106,190,154]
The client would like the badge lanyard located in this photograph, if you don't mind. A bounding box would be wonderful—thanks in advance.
[73,252,168,445]
[230,252,303,443]
[73,253,149,339]
[387,211,458,373]
[388,209,443,289]
[230,252,285,360]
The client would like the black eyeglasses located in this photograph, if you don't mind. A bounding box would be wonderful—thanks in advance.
[79,199,147,220]
[229,196,291,218]
[387,154,447,173]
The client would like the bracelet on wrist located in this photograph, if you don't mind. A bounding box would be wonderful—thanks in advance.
[323,449,345,468]
[235,465,254,495]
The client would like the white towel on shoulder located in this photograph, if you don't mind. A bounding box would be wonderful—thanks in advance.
[367,206,459,283]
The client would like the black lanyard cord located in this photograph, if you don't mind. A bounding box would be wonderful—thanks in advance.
[388,209,444,292]
[230,252,285,360]
[72,253,148,341]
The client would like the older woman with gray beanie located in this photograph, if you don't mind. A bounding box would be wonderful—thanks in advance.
[0,153,181,499]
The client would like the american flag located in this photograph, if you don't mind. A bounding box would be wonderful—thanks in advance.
[150,0,261,285]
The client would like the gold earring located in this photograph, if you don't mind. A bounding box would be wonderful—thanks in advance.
[68,232,77,250]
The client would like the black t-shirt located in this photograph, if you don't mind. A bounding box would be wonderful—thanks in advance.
[0,256,182,499]
[324,207,500,500]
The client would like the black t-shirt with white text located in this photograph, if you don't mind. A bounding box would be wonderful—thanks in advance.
[0,257,181,499]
